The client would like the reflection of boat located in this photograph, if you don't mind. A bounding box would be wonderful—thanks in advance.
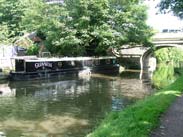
[0,73,7,80]
[0,69,8,80]
[9,78,89,100]
[9,56,119,80]
[0,84,16,97]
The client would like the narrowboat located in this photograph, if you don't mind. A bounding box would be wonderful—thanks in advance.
[9,56,119,80]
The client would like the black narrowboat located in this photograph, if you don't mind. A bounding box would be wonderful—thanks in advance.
[9,56,119,80]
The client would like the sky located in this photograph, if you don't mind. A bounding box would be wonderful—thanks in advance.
[144,0,183,32]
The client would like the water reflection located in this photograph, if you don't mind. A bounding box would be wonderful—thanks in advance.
[0,83,15,97]
[119,71,153,99]
[111,96,123,111]
[0,73,153,137]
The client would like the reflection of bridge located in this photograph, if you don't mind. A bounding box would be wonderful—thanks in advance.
[115,33,183,70]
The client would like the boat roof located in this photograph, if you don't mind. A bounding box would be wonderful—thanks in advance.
[11,56,116,62]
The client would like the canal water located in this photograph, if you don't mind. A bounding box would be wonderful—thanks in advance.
[0,65,179,137]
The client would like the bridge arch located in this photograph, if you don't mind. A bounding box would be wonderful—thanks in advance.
[140,44,183,70]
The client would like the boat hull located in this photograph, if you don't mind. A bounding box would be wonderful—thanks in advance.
[9,65,119,81]
[9,57,119,81]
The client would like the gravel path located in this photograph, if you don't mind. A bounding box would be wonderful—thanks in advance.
[151,95,183,137]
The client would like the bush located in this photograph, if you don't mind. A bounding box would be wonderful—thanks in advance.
[26,44,39,55]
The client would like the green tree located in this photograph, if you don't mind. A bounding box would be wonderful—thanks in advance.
[109,0,153,47]
[62,0,120,56]
[152,64,176,89]
[46,0,153,56]
[158,0,183,19]
[155,47,183,64]
[0,0,153,56]
[0,0,25,43]
[21,0,72,55]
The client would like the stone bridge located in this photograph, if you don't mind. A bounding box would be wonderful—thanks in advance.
[115,32,183,70]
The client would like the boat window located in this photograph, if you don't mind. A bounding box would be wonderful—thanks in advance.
[106,59,111,64]
[58,62,62,67]
[112,59,116,64]
[95,60,100,65]
[84,60,93,66]
[71,61,75,66]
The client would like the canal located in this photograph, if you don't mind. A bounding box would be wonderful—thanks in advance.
[0,64,179,137]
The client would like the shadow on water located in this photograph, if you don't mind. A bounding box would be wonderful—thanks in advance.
[0,64,181,137]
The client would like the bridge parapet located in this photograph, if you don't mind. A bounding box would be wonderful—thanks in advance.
[152,32,183,41]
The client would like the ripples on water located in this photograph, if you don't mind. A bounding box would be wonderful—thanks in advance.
[0,72,153,137]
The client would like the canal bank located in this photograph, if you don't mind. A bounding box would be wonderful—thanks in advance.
[87,76,183,137]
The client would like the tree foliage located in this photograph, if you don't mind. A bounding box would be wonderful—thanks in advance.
[0,0,153,56]
[0,0,25,43]
[155,47,183,64]
[158,0,183,19]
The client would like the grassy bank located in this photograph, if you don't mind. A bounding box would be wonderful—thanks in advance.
[87,76,183,137]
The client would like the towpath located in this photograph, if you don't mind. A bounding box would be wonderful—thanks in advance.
[151,95,183,137]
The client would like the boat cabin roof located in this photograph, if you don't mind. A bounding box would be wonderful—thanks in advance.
[11,56,116,62]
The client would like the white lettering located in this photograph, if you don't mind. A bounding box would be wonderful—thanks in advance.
[35,62,53,69]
